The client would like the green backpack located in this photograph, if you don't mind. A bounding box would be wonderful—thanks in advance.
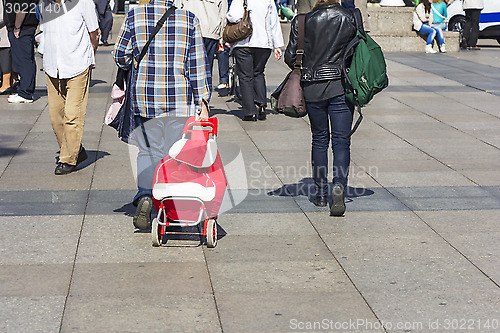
[343,9,389,136]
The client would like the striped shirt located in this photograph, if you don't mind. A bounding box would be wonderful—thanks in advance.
[113,0,212,118]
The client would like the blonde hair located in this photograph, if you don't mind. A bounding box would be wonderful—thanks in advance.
[314,0,341,7]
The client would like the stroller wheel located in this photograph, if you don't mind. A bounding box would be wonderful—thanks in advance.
[152,218,162,247]
[206,219,217,248]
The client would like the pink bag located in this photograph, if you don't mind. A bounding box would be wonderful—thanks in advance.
[105,83,126,125]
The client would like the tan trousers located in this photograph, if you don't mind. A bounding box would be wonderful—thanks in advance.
[46,67,91,165]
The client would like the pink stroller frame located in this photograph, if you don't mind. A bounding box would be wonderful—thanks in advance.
[151,117,227,247]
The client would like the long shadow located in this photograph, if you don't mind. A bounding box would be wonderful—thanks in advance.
[75,150,110,170]
[0,135,26,158]
[0,147,24,158]
[267,177,375,203]
[90,79,107,87]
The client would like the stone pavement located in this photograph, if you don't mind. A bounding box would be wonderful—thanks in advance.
[1,18,500,332]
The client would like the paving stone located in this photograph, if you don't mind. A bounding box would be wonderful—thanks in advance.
[76,214,206,264]
[69,262,212,296]
[208,260,355,293]
[61,295,221,333]
[0,215,81,265]
[204,235,332,263]
[216,212,318,236]
[0,264,72,297]
[215,291,381,333]
[0,296,65,333]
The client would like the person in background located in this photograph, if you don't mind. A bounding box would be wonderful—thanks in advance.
[296,0,315,14]
[216,0,231,90]
[4,0,38,103]
[113,0,212,230]
[227,0,284,121]
[285,0,356,216]
[462,0,483,50]
[40,0,100,174]
[431,0,447,31]
[176,0,228,72]
[0,0,17,94]
[341,0,369,31]
[95,0,113,45]
[413,0,446,53]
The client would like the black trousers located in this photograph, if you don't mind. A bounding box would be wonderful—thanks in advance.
[464,9,481,47]
[232,47,272,117]
[8,29,36,99]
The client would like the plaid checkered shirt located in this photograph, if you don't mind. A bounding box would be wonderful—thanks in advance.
[113,0,212,118]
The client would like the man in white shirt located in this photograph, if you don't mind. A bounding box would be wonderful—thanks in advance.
[39,0,100,175]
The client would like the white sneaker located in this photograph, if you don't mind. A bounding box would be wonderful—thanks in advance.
[8,94,34,103]
[425,45,437,54]
[440,44,447,53]
[217,82,229,89]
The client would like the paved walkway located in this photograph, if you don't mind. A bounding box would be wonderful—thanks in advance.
[1,18,499,332]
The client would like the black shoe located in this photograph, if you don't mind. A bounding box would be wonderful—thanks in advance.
[313,196,328,207]
[76,146,88,166]
[330,184,346,216]
[243,115,257,121]
[258,105,267,120]
[54,163,76,175]
[133,195,153,230]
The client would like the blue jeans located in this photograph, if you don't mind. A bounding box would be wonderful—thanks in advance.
[203,38,218,74]
[131,116,186,205]
[418,23,445,46]
[216,45,230,84]
[432,22,447,32]
[306,95,354,196]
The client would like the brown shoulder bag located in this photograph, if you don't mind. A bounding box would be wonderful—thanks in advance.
[223,0,253,44]
[276,14,306,118]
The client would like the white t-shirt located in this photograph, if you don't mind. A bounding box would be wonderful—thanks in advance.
[40,0,99,79]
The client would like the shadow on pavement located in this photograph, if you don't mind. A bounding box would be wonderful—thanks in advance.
[267,177,375,202]
[0,146,24,158]
[90,79,107,87]
[75,150,111,170]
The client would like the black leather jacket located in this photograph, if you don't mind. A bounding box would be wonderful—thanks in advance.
[284,3,356,82]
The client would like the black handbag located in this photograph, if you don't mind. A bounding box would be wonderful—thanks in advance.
[223,0,253,43]
[272,14,306,118]
[108,6,176,142]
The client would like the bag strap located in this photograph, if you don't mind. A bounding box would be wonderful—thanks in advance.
[294,14,306,69]
[342,8,366,138]
[243,0,247,9]
[431,4,446,20]
[136,5,176,66]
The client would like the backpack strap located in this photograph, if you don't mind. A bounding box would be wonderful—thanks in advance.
[295,14,306,69]
[136,5,177,66]
[342,8,365,138]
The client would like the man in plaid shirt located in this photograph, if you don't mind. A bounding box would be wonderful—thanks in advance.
[113,0,212,230]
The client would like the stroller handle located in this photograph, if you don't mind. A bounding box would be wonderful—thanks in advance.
[183,117,218,136]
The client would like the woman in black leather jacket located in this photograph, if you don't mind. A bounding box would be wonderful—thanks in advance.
[284,0,356,216]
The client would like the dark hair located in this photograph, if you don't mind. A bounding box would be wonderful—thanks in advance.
[421,0,432,13]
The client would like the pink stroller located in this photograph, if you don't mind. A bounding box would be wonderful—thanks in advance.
[151,117,227,247]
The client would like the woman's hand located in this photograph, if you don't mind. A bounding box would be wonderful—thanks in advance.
[274,48,282,61]
[195,100,209,121]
